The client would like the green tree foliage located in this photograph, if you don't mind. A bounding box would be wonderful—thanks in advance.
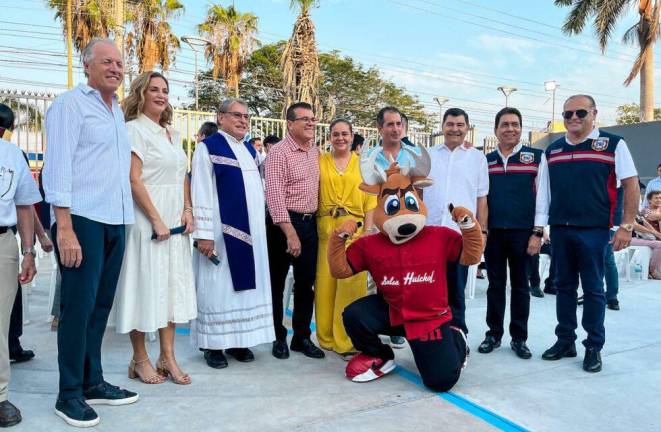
[189,42,431,128]
[616,103,661,124]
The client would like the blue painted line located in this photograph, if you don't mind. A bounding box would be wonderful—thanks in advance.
[395,366,529,432]
[178,309,525,430]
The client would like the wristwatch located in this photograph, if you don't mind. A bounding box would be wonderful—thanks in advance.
[21,246,36,257]
[532,230,544,238]
[620,223,634,233]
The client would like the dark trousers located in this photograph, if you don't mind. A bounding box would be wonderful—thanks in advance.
[53,215,125,400]
[484,229,531,341]
[604,230,619,301]
[266,213,318,342]
[343,294,466,392]
[8,282,22,354]
[446,261,468,334]
[541,243,555,291]
[551,226,609,351]
[528,254,541,288]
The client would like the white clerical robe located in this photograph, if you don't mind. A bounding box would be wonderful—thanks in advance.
[191,131,275,349]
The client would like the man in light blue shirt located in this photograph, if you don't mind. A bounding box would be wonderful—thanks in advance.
[643,163,661,207]
[43,38,137,428]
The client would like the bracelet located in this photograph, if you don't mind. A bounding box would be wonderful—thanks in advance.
[183,207,193,213]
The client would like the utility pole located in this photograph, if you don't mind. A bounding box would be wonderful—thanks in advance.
[433,96,449,131]
[114,0,125,99]
[182,36,211,111]
[544,80,558,132]
[497,86,517,107]
[66,0,73,89]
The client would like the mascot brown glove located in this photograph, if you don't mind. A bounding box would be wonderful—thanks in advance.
[450,204,483,266]
[327,220,360,279]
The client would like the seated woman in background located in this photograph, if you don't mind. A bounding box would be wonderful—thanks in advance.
[631,190,661,280]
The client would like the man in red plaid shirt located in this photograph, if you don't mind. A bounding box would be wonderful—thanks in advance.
[264,102,324,360]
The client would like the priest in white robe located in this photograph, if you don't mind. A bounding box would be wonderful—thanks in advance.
[191,98,275,369]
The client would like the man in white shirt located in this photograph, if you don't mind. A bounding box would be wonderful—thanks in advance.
[0,103,40,428]
[530,95,639,373]
[43,39,137,427]
[643,163,661,207]
[426,108,489,334]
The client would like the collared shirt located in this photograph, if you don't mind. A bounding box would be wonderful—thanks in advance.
[534,128,638,227]
[371,141,418,171]
[0,138,41,226]
[495,142,548,188]
[643,176,661,207]
[43,83,134,225]
[426,143,489,232]
[264,134,320,224]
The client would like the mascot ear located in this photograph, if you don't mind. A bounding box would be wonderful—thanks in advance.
[359,183,381,195]
[411,176,433,189]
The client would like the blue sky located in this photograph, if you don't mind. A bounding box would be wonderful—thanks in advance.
[0,0,655,135]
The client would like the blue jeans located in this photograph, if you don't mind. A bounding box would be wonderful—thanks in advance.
[551,227,609,350]
[604,230,619,301]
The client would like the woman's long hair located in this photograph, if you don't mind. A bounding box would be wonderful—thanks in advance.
[122,71,173,127]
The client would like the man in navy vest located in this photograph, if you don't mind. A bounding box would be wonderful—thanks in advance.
[531,95,639,373]
[478,107,545,360]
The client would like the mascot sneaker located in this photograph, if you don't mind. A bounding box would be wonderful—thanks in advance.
[450,326,469,371]
[345,354,396,383]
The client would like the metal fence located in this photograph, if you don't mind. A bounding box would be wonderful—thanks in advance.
[1,88,479,169]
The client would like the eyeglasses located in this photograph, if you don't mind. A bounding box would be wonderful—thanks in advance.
[292,117,318,123]
[222,111,250,120]
[562,109,593,120]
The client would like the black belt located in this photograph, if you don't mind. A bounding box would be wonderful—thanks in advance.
[0,226,9,234]
[288,211,316,221]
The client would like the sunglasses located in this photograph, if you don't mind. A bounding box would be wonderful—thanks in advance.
[562,109,593,120]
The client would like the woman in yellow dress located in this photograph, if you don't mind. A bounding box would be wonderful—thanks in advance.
[315,119,376,358]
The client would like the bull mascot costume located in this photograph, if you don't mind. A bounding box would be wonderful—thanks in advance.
[328,146,483,392]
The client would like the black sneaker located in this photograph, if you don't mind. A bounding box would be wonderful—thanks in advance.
[583,347,602,373]
[83,381,139,406]
[55,397,99,428]
[607,299,620,311]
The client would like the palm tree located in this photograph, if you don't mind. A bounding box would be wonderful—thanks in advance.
[281,0,322,119]
[198,4,259,98]
[46,0,115,53]
[555,0,659,122]
[125,0,184,73]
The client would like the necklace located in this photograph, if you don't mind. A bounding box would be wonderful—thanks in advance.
[333,153,351,173]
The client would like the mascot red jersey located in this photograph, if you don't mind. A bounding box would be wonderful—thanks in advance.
[328,145,482,392]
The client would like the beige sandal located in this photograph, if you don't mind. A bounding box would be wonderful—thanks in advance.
[156,358,191,385]
[128,357,166,384]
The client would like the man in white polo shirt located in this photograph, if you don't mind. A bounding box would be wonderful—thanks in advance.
[426,108,489,334]
[0,103,40,428]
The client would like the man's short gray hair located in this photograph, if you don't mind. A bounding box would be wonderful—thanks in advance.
[81,38,116,76]
[218,98,248,114]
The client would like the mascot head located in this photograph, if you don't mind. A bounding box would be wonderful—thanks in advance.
[359,146,433,244]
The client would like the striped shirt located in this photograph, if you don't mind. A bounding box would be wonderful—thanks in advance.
[264,134,320,224]
[43,83,134,225]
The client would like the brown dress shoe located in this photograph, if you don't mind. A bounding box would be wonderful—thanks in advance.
[0,400,22,427]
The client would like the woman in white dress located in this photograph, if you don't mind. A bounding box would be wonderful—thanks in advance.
[115,71,196,385]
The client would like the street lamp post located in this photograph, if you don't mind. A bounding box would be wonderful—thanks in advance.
[544,80,558,132]
[181,36,211,111]
[497,86,517,107]
[433,96,449,131]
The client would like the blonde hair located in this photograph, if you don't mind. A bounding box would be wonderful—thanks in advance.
[122,71,173,127]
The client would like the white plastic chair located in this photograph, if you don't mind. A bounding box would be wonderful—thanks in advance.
[630,245,652,281]
[466,263,478,300]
